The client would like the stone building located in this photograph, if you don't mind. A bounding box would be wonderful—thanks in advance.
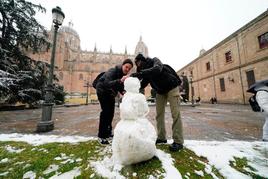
[29,22,149,101]
[177,10,268,104]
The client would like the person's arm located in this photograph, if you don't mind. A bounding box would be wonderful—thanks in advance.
[256,91,268,112]
[140,58,163,77]
[102,68,122,88]
[140,78,149,89]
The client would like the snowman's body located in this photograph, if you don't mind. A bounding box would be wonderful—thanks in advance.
[112,77,157,165]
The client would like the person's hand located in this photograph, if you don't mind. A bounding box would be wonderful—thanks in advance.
[120,75,129,83]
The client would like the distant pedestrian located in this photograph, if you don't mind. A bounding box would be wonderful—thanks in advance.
[196,96,201,103]
[95,59,133,144]
[180,73,189,103]
[247,79,268,141]
[210,97,217,104]
[131,53,183,151]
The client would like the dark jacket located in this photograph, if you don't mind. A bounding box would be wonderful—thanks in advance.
[139,57,181,94]
[96,65,124,97]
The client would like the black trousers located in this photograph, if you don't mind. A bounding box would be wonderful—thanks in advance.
[97,92,115,139]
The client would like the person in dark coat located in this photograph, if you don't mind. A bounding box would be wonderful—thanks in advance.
[131,54,184,151]
[96,59,133,144]
[247,79,268,141]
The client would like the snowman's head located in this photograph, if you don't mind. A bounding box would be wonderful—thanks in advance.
[124,77,140,93]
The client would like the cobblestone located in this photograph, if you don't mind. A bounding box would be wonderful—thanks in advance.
[0,103,264,141]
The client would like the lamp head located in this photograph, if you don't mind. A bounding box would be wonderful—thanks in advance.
[52,6,65,26]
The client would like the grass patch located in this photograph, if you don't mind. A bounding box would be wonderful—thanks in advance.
[0,140,228,179]
[230,157,265,179]
[120,156,165,178]
[157,145,224,179]
[0,140,103,178]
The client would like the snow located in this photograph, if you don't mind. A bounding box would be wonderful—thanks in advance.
[49,167,81,179]
[185,140,268,179]
[91,155,125,179]
[0,171,9,176]
[0,133,268,178]
[0,158,9,163]
[5,145,24,153]
[0,133,94,145]
[155,149,182,179]
[194,170,204,176]
[22,171,36,179]
[43,164,59,175]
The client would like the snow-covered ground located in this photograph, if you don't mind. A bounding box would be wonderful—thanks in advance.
[0,133,267,179]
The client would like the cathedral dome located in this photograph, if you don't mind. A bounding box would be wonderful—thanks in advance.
[135,36,148,57]
[58,21,80,50]
[59,21,80,40]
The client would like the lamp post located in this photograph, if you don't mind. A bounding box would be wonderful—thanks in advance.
[37,7,65,132]
[189,75,194,107]
[83,81,91,105]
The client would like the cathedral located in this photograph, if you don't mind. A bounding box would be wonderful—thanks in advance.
[29,22,149,101]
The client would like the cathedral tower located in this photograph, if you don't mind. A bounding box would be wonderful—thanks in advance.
[134,36,148,57]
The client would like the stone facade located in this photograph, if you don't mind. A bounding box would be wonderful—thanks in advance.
[178,10,268,104]
[29,22,150,101]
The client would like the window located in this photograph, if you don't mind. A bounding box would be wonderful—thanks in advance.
[225,51,232,63]
[258,32,268,49]
[206,62,211,71]
[219,78,225,92]
[190,70,193,77]
[246,70,255,88]
[79,74,83,80]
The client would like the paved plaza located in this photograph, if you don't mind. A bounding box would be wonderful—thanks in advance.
[0,103,265,141]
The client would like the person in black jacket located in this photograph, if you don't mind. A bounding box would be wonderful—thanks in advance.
[96,59,133,144]
[132,54,184,151]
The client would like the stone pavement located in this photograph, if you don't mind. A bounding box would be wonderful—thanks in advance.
[0,103,265,141]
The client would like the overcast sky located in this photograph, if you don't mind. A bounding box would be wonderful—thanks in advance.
[30,0,268,70]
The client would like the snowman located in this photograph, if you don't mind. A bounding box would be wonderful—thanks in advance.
[112,77,157,165]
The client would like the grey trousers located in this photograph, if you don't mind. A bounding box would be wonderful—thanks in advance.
[156,86,184,144]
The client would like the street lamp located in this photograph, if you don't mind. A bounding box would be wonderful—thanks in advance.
[37,7,65,132]
[189,75,194,107]
[83,81,91,105]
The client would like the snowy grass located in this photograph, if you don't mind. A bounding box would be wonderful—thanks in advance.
[0,140,222,179]
[157,145,223,178]
[0,141,101,178]
[0,134,267,179]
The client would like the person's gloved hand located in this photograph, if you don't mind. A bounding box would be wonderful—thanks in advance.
[130,72,142,78]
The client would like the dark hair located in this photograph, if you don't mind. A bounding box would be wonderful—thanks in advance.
[122,58,133,66]
[135,53,146,62]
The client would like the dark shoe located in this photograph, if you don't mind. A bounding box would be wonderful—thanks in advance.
[99,138,109,145]
[169,142,183,152]
[156,138,167,144]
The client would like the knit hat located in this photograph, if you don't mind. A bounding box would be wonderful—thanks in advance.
[135,53,146,62]
[247,79,268,93]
